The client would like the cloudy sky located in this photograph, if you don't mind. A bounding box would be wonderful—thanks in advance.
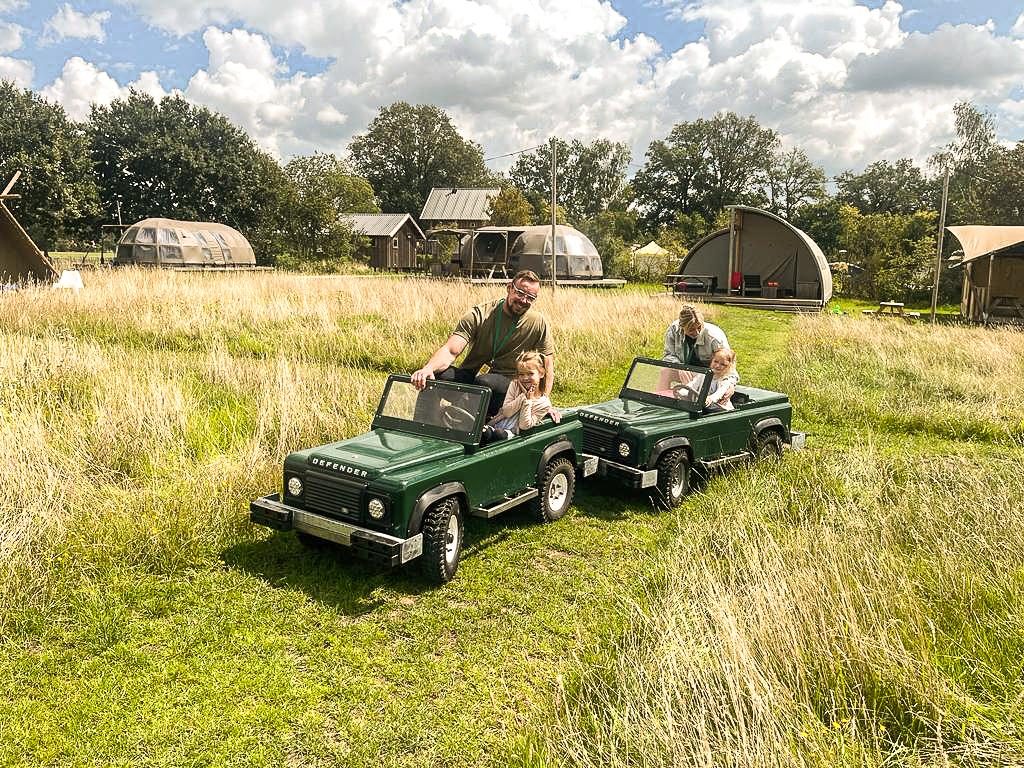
[2,0,1023,176]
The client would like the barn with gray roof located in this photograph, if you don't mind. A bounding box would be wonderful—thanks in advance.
[343,213,426,270]
[420,187,499,231]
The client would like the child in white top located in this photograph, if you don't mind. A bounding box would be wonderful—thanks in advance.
[482,351,554,444]
[705,347,739,411]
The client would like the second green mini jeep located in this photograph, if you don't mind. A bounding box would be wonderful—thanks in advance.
[250,375,595,583]
[579,357,804,509]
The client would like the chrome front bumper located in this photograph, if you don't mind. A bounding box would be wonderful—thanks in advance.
[582,453,657,489]
[250,493,424,566]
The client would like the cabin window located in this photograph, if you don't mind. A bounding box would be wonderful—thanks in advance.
[392,237,400,249]
[135,244,155,260]
[159,245,181,259]
[122,227,138,243]
[201,248,212,260]
[136,228,156,244]
[157,229,179,244]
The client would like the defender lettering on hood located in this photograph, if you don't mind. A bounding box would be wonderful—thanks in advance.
[309,457,369,478]
[581,412,620,427]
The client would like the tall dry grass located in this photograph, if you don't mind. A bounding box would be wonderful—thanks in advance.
[0,271,690,622]
[524,313,1024,767]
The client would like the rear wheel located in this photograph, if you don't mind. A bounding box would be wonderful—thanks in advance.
[655,449,690,510]
[532,456,576,523]
[421,497,463,584]
[753,430,784,462]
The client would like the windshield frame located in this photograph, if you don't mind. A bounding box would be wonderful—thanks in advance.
[372,375,491,445]
[619,356,712,412]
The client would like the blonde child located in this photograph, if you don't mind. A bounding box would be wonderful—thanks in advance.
[705,347,738,411]
[481,351,554,443]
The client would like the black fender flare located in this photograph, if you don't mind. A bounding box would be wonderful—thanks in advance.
[752,417,786,442]
[410,481,467,535]
[648,436,692,468]
[537,439,576,479]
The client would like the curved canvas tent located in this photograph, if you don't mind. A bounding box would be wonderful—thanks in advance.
[677,206,832,307]
[454,224,604,280]
[946,225,1024,323]
[508,225,604,280]
[113,218,256,268]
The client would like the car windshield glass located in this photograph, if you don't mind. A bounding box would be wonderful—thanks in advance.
[622,360,711,411]
[377,379,487,441]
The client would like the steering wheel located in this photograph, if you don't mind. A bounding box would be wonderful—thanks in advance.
[441,404,475,430]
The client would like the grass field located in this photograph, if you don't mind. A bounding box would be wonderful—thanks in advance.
[1,270,1021,766]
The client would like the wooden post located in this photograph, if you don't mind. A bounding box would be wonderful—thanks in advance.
[930,170,949,324]
[550,138,557,289]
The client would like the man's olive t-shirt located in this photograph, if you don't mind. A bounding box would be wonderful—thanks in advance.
[452,298,554,376]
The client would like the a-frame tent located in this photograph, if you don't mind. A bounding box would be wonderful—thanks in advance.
[0,173,57,283]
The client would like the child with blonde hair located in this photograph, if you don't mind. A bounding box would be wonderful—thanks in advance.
[481,351,554,443]
[704,347,739,411]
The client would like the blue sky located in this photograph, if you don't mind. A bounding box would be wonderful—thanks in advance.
[2,1,1024,175]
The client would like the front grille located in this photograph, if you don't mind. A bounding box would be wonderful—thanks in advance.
[582,425,618,458]
[303,472,364,523]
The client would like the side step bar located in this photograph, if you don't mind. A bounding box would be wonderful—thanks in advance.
[699,451,753,471]
[472,487,539,518]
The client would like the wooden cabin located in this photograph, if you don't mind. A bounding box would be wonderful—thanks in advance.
[344,213,426,270]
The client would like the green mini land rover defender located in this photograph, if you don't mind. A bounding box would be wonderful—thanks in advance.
[250,375,595,583]
[579,357,804,509]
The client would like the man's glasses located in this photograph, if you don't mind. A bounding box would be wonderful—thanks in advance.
[511,285,538,303]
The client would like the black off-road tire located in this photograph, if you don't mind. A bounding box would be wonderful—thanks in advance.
[532,456,576,523]
[753,430,784,462]
[420,497,464,584]
[655,449,690,511]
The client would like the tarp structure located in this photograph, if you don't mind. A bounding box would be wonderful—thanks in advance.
[946,225,1024,323]
[676,206,832,306]
[114,218,256,268]
[634,241,668,257]
[454,224,605,280]
[0,175,57,283]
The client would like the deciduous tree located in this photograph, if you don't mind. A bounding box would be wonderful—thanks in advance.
[348,102,494,217]
[835,159,933,215]
[0,80,100,249]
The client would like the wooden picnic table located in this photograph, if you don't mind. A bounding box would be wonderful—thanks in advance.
[862,301,921,319]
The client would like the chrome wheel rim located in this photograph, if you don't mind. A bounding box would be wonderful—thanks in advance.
[548,472,569,513]
[444,514,460,567]
[670,463,685,497]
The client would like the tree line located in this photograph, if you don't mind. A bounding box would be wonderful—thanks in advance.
[2,79,1021,298]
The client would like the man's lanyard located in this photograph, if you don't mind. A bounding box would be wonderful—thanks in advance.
[683,334,697,364]
[491,300,519,363]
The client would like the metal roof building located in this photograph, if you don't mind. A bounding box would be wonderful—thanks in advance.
[343,213,426,270]
[420,187,499,230]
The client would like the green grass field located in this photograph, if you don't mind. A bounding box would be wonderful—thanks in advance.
[0,270,1021,767]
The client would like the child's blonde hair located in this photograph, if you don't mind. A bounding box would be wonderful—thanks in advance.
[711,347,736,374]
[516,350,547,390]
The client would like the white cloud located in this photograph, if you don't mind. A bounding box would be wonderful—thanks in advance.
[70,0,1024,175]
[0,0,26,11]
[40,57,170,120]
[0,21,24,54]
[0,55,32,86]
[1011,12,1024,38]
[42,4,111,44]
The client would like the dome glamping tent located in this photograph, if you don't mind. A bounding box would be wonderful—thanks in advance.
[672,206,832,310]
[113,218,257,269]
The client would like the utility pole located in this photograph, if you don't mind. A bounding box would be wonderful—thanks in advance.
[550,137,557,290]
[930,170,950,324]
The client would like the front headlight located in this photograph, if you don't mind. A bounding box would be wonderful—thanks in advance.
[367,497,386,520]
[617,441,631,457]
[287,476,303,497]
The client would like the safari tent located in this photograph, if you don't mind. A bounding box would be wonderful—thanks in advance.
[946,226,1024,324]
[113,218,256,268]
[0,174,57,283]
[672,206,832,310]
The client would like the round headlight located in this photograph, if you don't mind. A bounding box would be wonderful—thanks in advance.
[368,497,386,520]
[617,442,631,457]
[287,476,303,496]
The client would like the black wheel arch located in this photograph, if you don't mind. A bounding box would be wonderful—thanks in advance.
[752,417,787,441]
[648,436,692,468]
[537,439,576,477]
[410,482,467,535]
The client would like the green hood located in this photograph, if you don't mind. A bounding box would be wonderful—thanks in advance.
[306,429,464,480]
[580,398,690,428]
